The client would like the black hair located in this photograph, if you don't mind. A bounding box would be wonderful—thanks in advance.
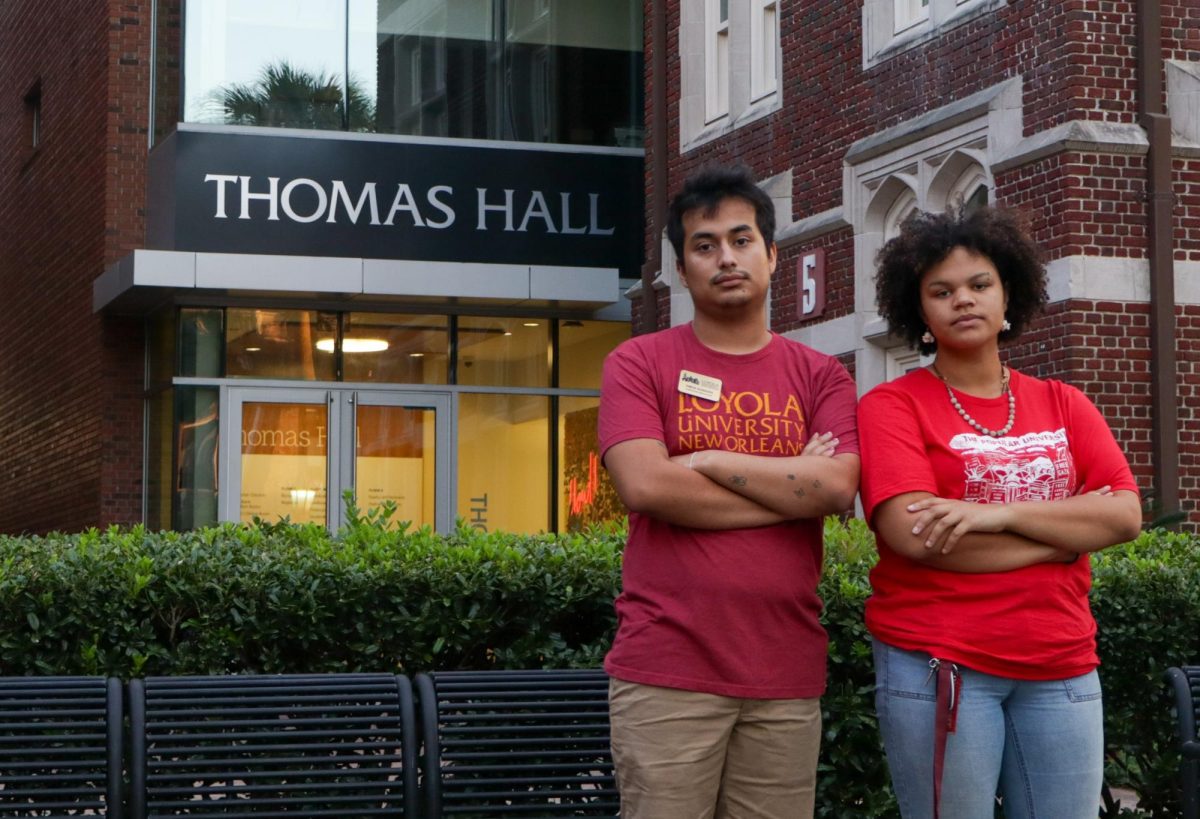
[666,164,776,260]
[874,205,1047,354]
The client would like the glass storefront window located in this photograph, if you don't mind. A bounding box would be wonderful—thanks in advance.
[456,316,549,387]
[182,1,369,132]
[457,393,548,533]
[226,309,338,380]
[557,319,629,389]
[355,404,437,528]
[343,313,449,384]
[174,386,220,530]
[240,401,329,525]
[152,307,627,535]
[558,396,623,532]
[179,308,223,378]
[157,0,642,147]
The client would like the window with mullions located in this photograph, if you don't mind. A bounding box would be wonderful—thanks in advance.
[154,0,643,148]
[894,0,930,33]
[705,0,730,122]
[156,308,629,533]
[750,0,778,102]
[864,0,1006,68]
[174,308,625,386]
[682,0,782,150]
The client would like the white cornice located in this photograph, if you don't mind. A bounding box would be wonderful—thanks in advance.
[1045,257,1200,305]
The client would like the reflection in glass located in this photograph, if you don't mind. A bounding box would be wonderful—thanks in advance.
[558,396,622,532]
[174,387,220,530]
[456,316,549,387]
[240,402,328,525]
[168,1,642,146]
[557,320,630,389]
[371,0,643,145]
[343,313,449,384]
[179,308,223,378]
[355,405,436,528]
[458,393,548,533]
[226,309,337,380]
[184,0,375,131]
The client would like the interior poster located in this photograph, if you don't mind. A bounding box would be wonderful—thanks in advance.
[240,402,328,524]
[563,405,622,531]
[355,405,430,527]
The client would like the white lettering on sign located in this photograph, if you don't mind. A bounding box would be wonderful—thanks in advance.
[202,175,615,236]
[329,180,380,225]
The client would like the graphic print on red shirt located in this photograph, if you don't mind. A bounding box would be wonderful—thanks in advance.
[953,429,1075,504]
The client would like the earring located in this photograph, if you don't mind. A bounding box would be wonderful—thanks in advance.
[1001,318,1012,332]
[921,329,934,345]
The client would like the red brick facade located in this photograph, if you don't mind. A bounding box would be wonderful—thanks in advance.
[642,0,1200,526]
[0,1,148,532]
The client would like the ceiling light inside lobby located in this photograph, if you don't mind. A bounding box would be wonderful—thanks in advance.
[315,338,389,353]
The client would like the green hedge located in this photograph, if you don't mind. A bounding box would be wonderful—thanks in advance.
[0,519,623,677]
[0,517,1196,816]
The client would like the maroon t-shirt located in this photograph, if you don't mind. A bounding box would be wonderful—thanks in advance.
[858,368,1138,680]
[598,324,859,699]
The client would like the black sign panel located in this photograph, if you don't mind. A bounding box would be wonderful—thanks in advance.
[147,129,645,276]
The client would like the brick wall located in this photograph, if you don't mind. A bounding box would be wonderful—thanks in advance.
[996,152,1150,258]
[0,0,147,532]
[99,4,152,526]
[773,228,856,334]
[1178,157,1200,262]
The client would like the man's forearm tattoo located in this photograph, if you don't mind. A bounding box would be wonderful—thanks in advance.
[729,475,747,488]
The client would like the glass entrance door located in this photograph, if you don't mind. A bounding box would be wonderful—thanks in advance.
[222,388,451,531]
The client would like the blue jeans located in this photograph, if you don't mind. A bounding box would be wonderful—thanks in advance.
[873,639,1104,819]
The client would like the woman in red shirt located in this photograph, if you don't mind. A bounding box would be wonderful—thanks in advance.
[857,206,1141,818]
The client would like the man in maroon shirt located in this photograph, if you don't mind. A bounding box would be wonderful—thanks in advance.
[598,165,860,818]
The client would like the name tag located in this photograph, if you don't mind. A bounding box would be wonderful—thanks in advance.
[678,369,722,402]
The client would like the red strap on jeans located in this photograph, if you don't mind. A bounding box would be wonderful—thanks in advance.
[932,661,961,819]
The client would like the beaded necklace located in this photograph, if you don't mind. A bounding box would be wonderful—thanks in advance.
[929,361,1016,438]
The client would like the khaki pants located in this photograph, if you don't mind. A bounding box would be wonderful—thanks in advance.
[609,678,821,819]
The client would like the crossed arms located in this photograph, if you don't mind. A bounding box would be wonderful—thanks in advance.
[870,489,1142,573]
[604,432,860,530]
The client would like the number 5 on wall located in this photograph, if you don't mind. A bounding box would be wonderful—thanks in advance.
[797,248,826,320]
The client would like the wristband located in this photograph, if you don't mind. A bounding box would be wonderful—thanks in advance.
[688,452,696,470]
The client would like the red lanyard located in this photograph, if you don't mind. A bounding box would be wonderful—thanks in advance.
[932,659,962,819]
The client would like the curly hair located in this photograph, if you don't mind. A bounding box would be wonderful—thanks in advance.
[666,164,776,261]
[874,205,1047,355]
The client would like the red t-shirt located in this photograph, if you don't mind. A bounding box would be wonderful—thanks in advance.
[598,324,859,699]
[858,367,1138,680]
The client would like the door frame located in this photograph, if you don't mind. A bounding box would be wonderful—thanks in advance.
[220,385,454,532]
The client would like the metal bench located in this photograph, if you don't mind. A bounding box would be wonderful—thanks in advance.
[0,676,123,818]
[129,673,418,817]
[1167,666,1200,819]
[416,669,616,818]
